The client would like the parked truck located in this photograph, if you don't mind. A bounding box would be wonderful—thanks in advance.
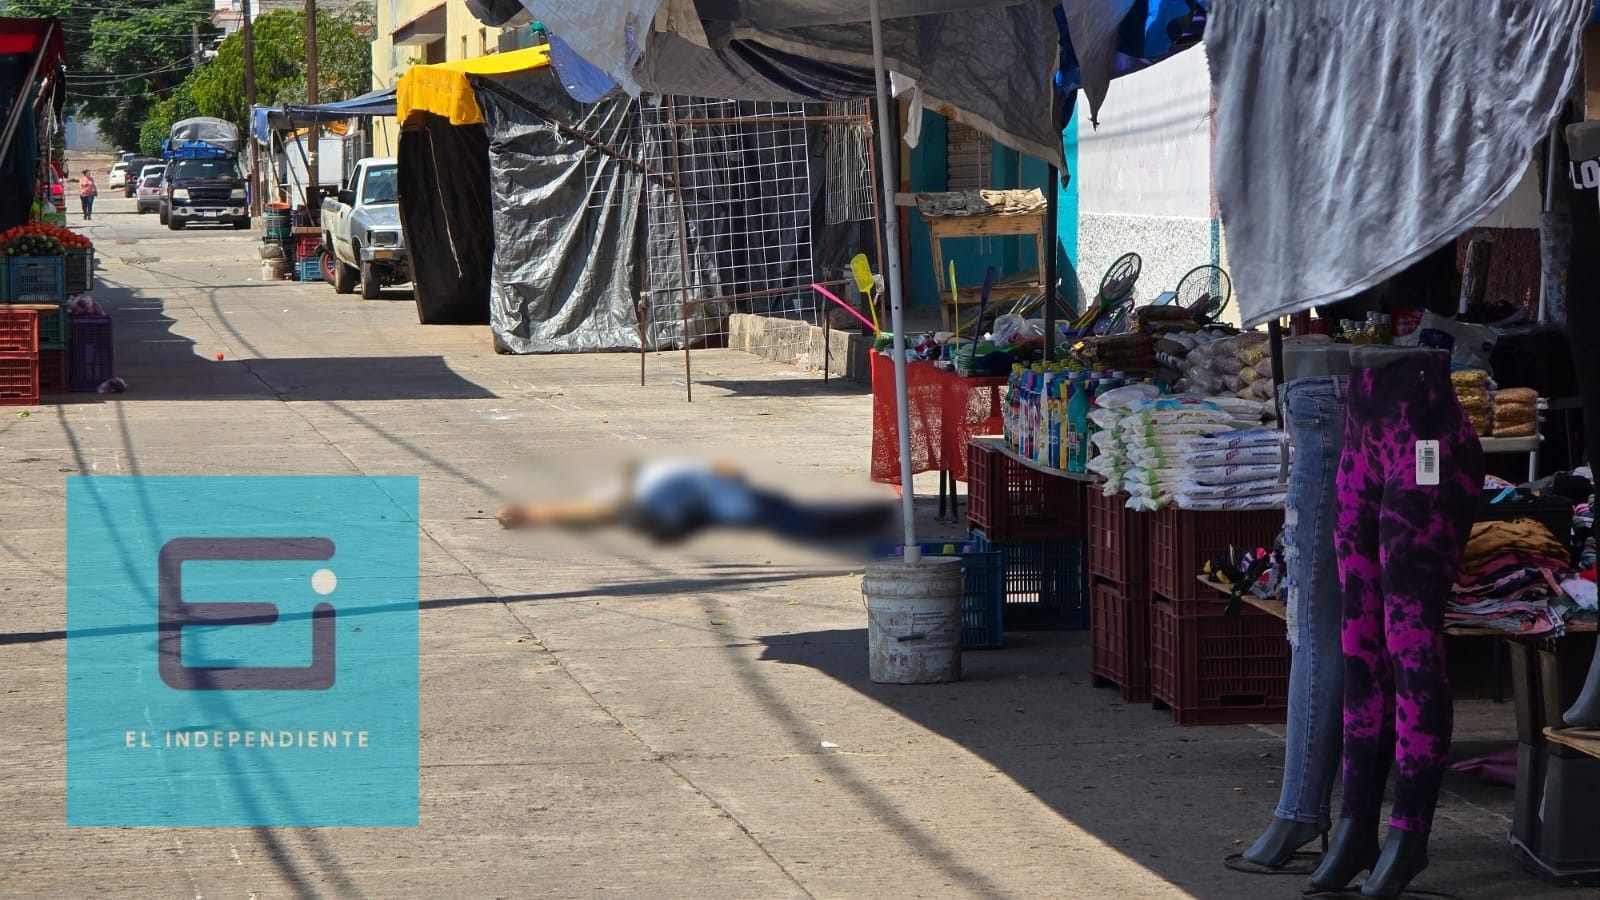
[320,156,408,300]
[160,117,249,230]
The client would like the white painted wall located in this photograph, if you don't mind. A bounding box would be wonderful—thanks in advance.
[1076,46,1213,220]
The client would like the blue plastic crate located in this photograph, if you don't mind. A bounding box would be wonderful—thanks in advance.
[878,542,1005,649]
[7,256,65,304]
[971,529,1090,630]
[297,258,323,282]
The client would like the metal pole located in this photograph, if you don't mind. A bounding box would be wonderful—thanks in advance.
[306,0,320,206]
[0,21,54,174]
[1539,123,1560,323]
[243,0,260,216]
[869,0,919,561]
[665,99,696,402]
[1043,163,1058,357]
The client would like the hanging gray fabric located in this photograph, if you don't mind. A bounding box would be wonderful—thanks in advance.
[1207,0,1590,327]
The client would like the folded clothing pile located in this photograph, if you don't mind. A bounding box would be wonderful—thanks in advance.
[1491,387,1538,437]
[1170,426,1288,511]
[1452,368,1493,436]
[1450,517,1572,635]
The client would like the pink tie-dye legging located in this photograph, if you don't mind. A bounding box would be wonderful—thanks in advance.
[1334,352,1484,833]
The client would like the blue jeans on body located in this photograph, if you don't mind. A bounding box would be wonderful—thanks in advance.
[1274,375,1348,824]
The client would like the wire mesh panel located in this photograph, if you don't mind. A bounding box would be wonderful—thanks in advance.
[633,97,881,396]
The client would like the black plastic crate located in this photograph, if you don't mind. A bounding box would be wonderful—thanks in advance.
[970,529,1089,629]
[68,314,112,391]
[877,542,1005,649]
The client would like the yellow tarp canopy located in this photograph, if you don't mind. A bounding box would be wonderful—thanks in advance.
[396,45,552,128]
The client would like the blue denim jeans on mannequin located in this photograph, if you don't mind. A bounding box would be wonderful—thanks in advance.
[1275,375,1349,825]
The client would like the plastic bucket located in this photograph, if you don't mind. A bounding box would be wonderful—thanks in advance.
[863,556,964,684]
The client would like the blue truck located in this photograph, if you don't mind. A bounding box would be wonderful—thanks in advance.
[160,117,250,231]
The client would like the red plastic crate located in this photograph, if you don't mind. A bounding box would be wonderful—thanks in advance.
[967,447,1087,541]
[1149,598,1289,726]
[1090,580,1151,703]
[1149,506,1284,603]
[0,354,39,406]
[38,348,66,393]
[0,306,38,354]
[1087,489,1150,587]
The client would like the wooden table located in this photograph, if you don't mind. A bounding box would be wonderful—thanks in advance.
[924,211,1046,331]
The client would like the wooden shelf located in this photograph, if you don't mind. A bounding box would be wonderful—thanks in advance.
[1545,727,1600,760]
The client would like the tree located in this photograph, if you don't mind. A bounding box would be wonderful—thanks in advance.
[140,80,200,157]
[7,0,217,150]
[187,4,373,132]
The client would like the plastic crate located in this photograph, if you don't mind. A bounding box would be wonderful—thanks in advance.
[1149,506,1284,603]
[1090,580,1151,703]
[7,256,65,304]
[65,247,93,295]
[38,348,66,393]
[0,354,38,405]
[967,439,998,528]
[294,235,322,259]
[0,305,38,354]
[1087,489,1150,588]
[967,446,1087,541]
[31,304,66,350]
[1149,598,1290,726]
[971,529,1090,629]
[68,315,112,392]
[879,542,1005,649]
[297,257,324,282]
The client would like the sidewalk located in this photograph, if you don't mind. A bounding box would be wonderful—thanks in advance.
[0,203,1573,898]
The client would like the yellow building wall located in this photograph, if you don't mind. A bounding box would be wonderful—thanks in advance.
[372,0,502,155]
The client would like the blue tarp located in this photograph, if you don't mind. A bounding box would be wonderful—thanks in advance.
[252,87,398,142]
[1056,0,1207,128]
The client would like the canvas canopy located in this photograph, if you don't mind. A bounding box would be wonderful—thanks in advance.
[396,44,552,127]
[476,2,1209,168]
[1208,0,1591,326]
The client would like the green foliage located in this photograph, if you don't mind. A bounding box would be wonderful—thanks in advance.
[8,0,217,150]
[139,80,199,156]
[188,4,373,131]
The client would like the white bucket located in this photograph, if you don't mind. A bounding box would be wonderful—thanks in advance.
[863,556,964,684]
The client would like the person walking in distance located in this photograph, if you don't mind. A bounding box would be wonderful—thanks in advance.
[77,169,97,220]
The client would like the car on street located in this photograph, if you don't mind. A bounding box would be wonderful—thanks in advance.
[160,156,248,230]
[108,161,130,190]
[321,156,408,299]
[135,173,164,213]
[123,157,159,196]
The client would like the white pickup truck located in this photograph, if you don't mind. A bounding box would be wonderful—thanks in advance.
[320,157,408,300]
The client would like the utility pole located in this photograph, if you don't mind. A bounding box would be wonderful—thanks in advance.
[242,0,260,215]
[306,0,319,209]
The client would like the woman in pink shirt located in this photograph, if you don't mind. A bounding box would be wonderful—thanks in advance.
[78,169,97,220]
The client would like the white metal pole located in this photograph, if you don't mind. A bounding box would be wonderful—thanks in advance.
[869,0,920,562]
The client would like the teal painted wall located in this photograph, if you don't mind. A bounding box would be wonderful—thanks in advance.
[905,110,1079,315]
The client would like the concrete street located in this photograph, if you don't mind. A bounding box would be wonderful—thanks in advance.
[0,182,1584,898]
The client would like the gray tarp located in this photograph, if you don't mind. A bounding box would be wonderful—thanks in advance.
[502,1,1066,167]
[170,116,242,152]
[1207,0,1591,327]
[473,69,644,353]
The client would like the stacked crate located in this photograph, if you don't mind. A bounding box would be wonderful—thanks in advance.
[0,306,40,405]
[967,440,1090,630]
[1087,489,1153,702]
[1147,506,1290,725]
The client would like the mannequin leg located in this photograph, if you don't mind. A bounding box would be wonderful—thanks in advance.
[1244,378,1345,867]
[1309,387,1388,892]
[1559,124,1600,726]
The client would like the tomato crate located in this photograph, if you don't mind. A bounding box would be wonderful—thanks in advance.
[0,305,38,354]
[1149,506,1285,603]
[878,541,1005,649]
[37,348,66,393]
[971,529,1090,629]
[0,354,38,406]
[1090,580,1151,703]
[1149,598,1289,726]
[1087,489,1149,588]
[68,315,112,392]
[7,256,65,304]
[967,444,1087,541]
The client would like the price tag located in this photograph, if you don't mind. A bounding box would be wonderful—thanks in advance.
[1415,440,1440,487]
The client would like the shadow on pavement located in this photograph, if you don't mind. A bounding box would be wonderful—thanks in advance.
[695,378,869,398]
[755,627,1553,899]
